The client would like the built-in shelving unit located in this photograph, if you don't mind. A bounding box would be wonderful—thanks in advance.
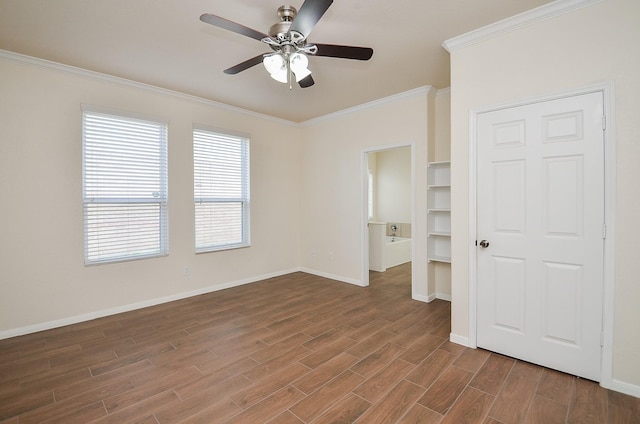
[427,161,451,263]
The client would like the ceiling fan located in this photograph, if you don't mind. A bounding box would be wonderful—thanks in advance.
[200,0,374,89]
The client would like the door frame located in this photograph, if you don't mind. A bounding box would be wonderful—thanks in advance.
[361,142,416,293]
[467,82,616,388]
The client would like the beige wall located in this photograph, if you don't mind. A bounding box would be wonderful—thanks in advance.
[375,147,412,224]
[0,56,303,335]
[0,54,443,335]
[448,0,640,390]
[300,88,434,299]
[434,89,451,162]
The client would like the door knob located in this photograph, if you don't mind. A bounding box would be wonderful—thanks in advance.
[479,240,490,248]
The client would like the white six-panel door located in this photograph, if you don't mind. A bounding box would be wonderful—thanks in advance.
[476,92,604,381]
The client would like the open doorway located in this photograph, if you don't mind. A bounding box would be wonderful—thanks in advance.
[363,144,414,295]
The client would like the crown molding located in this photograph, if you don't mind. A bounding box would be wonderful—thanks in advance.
[301,85,435,126]
[442,0,604,52]
[0,49,299,127]
[1,49,439,127]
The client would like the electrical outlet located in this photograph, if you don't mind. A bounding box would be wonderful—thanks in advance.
[329,251,334,260]
[311,249,317,257]
[183,266,190,276]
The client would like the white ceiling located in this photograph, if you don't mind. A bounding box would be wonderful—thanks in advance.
[0,0,551,122]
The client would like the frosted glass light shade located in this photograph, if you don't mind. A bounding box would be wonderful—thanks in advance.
[263,54,288,83]
[263,53,284,74]
[290,53,311,82]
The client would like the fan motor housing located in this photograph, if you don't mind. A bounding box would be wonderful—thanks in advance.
[269,5,297,40]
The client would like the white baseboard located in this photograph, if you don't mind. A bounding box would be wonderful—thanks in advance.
[450,333,472,347]
[413,293,452,303]
[412,293,434,303]
[0,268,300,341]
[610,379,640,399]
[298,267,365,287]
[436,293,452,302]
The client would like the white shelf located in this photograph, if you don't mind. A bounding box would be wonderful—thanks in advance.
[428,231,451,237]
[428,160,451,167]
[427,161,451,187]
[428,161,451,266]
[428,255,452,264]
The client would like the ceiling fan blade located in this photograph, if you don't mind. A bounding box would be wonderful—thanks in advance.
[200,13,268,42]
[224,54,267,75]
[313,44,374,61]
[298,75,315,88]
[289,0,333,39]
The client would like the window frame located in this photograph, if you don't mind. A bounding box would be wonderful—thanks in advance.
[193,126,250,253]
[82,106,169,265]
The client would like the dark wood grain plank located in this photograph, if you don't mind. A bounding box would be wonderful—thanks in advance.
[405,348,457,389]
[224,385,305,424]
[442,387,495,424]
[350,342,406,377]
[355,380,424,424]
[417,365,474,414]
[536,368,574,406]
[311,393,371,424]
[291,352,358,394]
[397,404,443,424]
[289,370,364,422]
[567,377,608,424]
[524,395,568,424]
[0,264,632,424]
[488,373,538,423]
[470,353,515,395]
[353,358,416,403]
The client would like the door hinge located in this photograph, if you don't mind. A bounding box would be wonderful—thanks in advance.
[602,115,607,130]
[600,331,604,347]
[602,224,607,239]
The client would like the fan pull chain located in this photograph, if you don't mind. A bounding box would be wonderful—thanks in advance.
[288,56,293,90]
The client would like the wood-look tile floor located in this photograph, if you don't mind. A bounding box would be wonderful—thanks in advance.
[1,263,638,423]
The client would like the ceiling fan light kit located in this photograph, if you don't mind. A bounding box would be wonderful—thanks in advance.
[263,53,288,83]
[200,0,373,89]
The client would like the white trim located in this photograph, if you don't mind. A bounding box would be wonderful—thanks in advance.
[361,142,420,300]
[0,268,300,341]
[600,81,617,389]
[450,333,471,347]
[468,108,478,348]
[436,293,452,302]
[409,141,420,302]
[0,49,297,127]
[298,268,365,287]
[302,86,433,126]
[81,103,170,126]
[468,82,616,387]
[442,0,604,52]
[192,123,251,141]
[0,49,435,128]
[436,87,451,97]
[414,293,435,303]
[610,380,640,399]
[361,151,372,287]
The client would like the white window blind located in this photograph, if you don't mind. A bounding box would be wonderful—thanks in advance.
[193,128,250,252]
[82,109,169,265]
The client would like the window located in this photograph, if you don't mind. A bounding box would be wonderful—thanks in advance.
[82,108,169,265]
[193,128,250,252]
